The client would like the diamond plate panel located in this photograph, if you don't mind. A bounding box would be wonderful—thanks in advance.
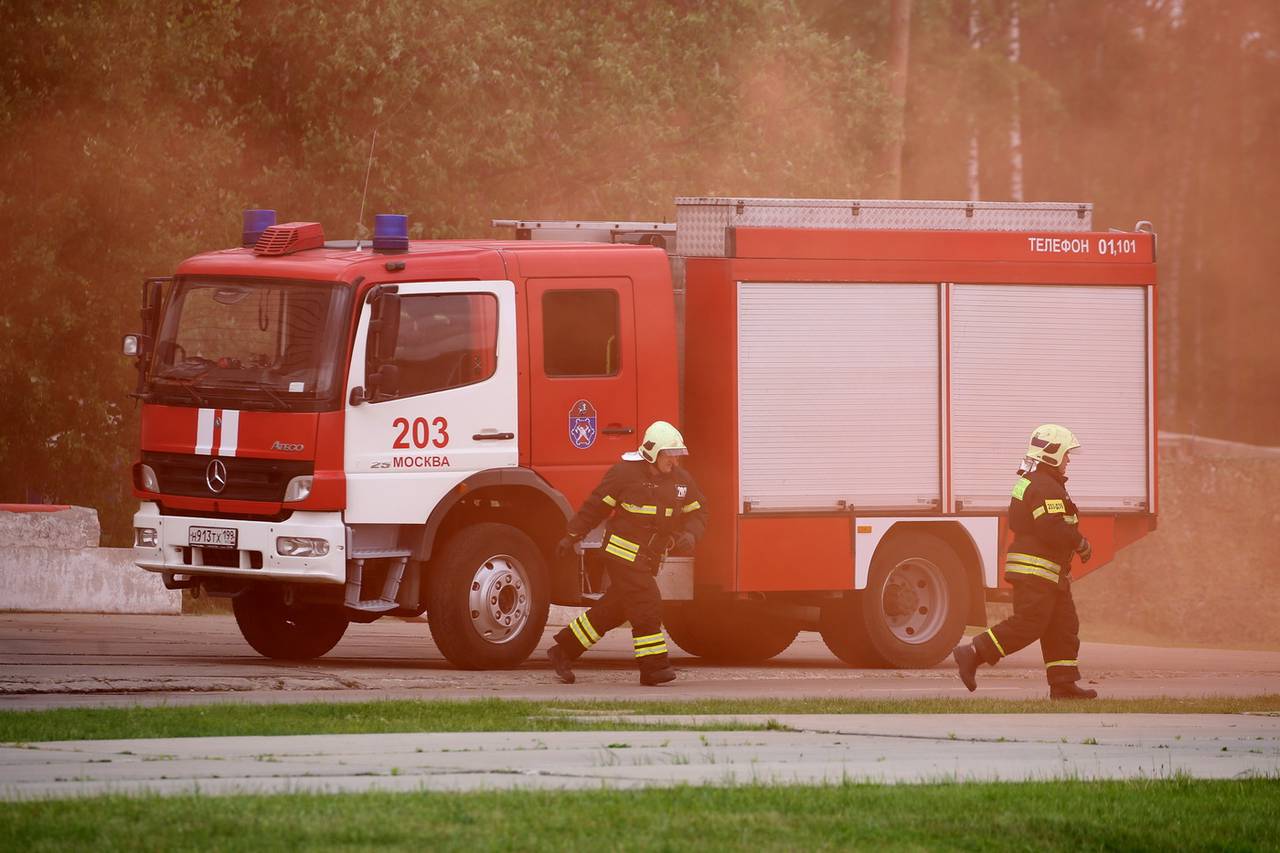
[674,197,1093,257]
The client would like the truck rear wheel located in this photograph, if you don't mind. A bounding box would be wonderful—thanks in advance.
[232,584,349,660]
[426,522,549,670]
[822,531,969,668]
[664,603,798,663]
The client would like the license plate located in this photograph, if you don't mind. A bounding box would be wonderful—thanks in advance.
[189,526,237,549]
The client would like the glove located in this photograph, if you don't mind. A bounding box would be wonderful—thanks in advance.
[1076,537,1092,564]
[649,533,676,558]
[671,532,696,555]
[555,534,580,560]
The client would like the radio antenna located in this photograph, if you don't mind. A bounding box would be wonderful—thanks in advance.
[355,129,378,248]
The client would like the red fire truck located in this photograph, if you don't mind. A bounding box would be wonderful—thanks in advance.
[125,197,1157,669]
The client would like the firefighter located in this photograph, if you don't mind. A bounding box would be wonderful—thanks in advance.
[544,420,707,686]
[953,424,1098,700]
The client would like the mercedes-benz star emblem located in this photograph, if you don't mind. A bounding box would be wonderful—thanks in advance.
[205,459,228,494]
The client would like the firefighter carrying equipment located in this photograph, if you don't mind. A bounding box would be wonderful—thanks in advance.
[566,457,707,571]
[1023,423,1080,468]
[638,420,688,463]
[547,453,707,684]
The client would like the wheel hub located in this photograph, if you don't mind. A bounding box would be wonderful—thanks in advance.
[879,557,949,645]
[467,555,530,644]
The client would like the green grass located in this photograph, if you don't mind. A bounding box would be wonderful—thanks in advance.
[1,780,1277,851]
[1,695,1278,743]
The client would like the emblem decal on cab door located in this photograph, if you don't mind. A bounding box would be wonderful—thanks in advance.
[569,399,598,450]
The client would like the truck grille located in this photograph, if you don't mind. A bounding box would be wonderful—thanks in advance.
[143,452,313,503]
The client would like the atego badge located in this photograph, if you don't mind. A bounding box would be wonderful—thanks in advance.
[568,399,597,450]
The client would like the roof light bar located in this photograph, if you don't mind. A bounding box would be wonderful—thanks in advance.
[373,213,409,252]
[242,209,276,247]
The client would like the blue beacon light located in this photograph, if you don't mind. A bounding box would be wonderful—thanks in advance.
[242,209,276,247]
[373,214,409,252]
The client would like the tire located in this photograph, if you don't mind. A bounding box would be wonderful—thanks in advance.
[823,531,969,669]
[664,602,798,663]
[232,584,349,660]
[819,598,879,666]
[426,522,550,670]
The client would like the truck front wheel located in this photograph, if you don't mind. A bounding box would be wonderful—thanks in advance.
[426,523,550,670]
[232,584,349,660]
[821,531,969,668]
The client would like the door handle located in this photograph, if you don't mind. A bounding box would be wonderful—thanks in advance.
[601,425,634,436]
[473,432,515,441]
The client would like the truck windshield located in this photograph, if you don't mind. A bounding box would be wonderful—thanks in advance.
[147,278,350,410]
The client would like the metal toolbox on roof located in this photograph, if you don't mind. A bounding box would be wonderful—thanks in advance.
[674,196,1093,257]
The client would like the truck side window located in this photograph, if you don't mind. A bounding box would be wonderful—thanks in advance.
[381,293,498,398]
[542,290,620,377]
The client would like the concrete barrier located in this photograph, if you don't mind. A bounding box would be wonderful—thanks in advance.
[0,506,180,615]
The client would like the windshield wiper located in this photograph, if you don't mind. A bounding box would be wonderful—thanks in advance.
[200,380,293,410]
[259,385,288,408]
[149,380,207,407]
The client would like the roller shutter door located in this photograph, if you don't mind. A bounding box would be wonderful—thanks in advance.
[950,284,1149,511]
[738,283,940,511]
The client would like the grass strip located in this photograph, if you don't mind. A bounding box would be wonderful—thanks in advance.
[1,695,1277,743]
[2,779,1278,851]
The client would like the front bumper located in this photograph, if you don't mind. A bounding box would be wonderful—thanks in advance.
[132,502,346,585]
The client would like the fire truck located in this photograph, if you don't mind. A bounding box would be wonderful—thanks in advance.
[124,197,1158,669]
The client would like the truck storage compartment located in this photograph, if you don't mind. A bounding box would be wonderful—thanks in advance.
[950,284,1151,512]
[737,281,940,512]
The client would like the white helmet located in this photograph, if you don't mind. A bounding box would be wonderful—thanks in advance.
[638,420,688,463]
[1025,424,1080,467]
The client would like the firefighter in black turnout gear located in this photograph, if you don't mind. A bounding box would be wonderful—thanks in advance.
[953,424,1099,700]
[544,421,707,686]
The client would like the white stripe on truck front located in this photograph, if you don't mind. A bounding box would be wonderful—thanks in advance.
[195,408,239,457]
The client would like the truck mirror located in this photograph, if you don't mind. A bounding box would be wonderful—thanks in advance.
[141,277,170,340]
[368,291,401,364]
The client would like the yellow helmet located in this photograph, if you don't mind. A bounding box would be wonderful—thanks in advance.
[639,420,688,463]
[1025,424,1080,467]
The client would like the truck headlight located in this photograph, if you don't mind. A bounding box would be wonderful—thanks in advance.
[134,527,158,547]
[276,537,329,557]
[282,475,314,503]
[135,463,159,492]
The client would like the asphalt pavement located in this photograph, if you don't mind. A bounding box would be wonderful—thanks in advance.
[1,613,1278,709]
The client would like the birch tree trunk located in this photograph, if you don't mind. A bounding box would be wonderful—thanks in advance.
[966,0,981,201]
[1007,0,1024,201]
[885,0,913,198]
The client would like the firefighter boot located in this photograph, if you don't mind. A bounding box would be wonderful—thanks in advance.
[546,644,576,685]
[1049,681,1098,700]
[638,654,676,687]
[952,644,980,692]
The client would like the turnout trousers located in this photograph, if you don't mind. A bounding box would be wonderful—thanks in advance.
[551,554,670,674]
[973,574,1082,685]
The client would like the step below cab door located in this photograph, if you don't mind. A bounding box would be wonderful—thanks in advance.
[344,280,518,524]
[526,277,639,504]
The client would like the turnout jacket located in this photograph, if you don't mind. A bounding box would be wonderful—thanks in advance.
[1006,464,1084,583]
[567,459,708,567]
